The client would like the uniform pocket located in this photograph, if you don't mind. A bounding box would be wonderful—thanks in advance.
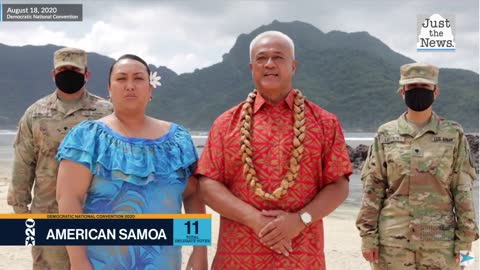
[428,143,455,184]
[412,223,455,241]
[383,142,410,192]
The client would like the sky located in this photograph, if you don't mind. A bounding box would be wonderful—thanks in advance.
[0,0,478,74]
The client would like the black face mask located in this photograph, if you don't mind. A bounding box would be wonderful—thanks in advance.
[55,70,85,94]
[404,87,435,112]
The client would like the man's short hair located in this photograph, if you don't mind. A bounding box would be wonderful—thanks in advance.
[249,31,295,62]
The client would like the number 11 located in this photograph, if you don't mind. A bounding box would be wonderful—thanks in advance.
[184,221,199,234]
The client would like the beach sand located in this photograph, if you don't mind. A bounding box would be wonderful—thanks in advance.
[0,162,478,269]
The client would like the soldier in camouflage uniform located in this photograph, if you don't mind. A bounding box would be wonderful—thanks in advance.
[356,63,478,269]
[7,47,112,270]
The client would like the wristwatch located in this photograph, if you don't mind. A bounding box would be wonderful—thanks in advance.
[300,211,312,226]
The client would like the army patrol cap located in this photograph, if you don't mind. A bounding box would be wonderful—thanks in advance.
[53,47,87,69]
[399,63,439,85]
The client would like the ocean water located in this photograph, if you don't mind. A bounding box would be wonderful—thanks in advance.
[192,132,374,149]
[0,132,15,176]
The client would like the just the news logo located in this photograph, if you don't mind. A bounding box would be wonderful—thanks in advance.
[417,14,456,51]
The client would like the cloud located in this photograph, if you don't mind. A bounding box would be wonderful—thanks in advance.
[0,0,477,73]
[166,53,214,74]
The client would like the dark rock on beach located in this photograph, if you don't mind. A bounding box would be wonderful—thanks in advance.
[466,134,479,173]
[348,144,370,174]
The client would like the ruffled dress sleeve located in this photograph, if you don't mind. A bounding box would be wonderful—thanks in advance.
[56,120,198,186]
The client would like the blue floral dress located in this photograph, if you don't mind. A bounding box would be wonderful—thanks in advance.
[56,120,198,270]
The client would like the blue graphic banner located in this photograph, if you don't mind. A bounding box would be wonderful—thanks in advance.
[0,214,211,246]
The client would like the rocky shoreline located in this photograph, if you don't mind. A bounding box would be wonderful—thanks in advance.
[348,134,479,174]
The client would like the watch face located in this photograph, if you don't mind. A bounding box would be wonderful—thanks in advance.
[301,212,312,224]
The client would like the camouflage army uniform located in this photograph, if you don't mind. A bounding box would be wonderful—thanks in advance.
[356,112,478,270]
[7,91,112,270]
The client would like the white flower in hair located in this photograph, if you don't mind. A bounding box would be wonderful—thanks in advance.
[149,71,161,88]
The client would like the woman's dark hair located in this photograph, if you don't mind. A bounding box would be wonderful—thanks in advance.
[108,54,150,85]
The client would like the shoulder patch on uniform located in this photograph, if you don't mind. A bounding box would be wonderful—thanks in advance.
[467,147,475,169]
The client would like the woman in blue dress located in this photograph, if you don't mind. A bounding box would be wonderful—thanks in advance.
[56,54,207,270]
